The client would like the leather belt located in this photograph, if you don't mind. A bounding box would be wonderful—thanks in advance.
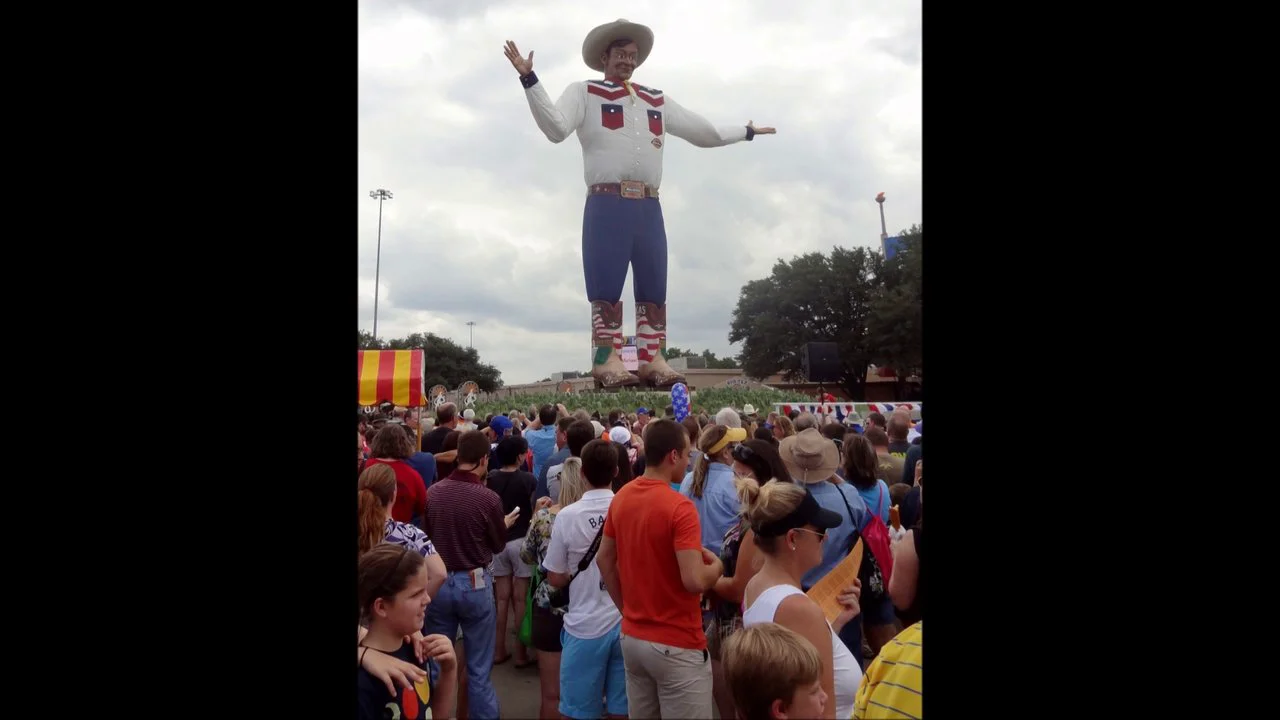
[589,181,659,199]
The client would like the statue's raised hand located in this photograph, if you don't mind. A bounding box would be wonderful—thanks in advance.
[504,40,534,76]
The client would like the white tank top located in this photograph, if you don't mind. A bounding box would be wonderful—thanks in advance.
[742,584,861,720]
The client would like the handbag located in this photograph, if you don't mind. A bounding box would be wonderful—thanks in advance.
[518,567,537,646]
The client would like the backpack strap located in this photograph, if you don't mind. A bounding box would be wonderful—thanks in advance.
[836,484,858,528]
[834,485,863,553]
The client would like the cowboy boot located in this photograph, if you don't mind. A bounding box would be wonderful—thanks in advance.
[591,300,641,391]
[635,302,686,389]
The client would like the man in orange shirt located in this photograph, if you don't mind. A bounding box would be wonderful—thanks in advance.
[597,418,724,719]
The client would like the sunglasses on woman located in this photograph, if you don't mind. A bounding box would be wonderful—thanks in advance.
[792,527,827,541]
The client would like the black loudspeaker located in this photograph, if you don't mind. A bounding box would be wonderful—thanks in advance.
[802,342,841,383]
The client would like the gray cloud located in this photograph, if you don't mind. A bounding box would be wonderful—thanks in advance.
[359,0,921,383]
[361,0,508,23]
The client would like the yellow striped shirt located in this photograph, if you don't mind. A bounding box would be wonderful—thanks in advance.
[853,622,922,719]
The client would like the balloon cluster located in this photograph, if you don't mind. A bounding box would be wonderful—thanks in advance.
[671,383,690,422]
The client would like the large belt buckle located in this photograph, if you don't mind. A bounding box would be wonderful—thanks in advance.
[620,180,646,200]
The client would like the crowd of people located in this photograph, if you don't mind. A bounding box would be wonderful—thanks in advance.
[356,399,923,719]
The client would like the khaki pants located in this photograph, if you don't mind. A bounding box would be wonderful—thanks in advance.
[620,633,713,719]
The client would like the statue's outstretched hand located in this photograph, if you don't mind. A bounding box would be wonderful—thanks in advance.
[748,120,776,135]
[504,40,534,76]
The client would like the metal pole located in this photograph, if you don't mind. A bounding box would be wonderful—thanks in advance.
[467,321,475,349]
[876,192,888,253]
[369,189,394,342]
[374,195,382,341]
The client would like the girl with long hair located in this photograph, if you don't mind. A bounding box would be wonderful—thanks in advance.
[680,424,747,555]
[842,434,891,525]
[358,464,447,599]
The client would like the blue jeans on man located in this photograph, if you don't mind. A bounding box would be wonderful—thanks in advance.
[424,569,500,718]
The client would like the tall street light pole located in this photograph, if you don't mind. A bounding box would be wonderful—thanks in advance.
[466,321,476,349]
[875,191,888,253]
[369,188,394,341]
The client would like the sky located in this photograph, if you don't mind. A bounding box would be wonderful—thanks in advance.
[358,0,921,385]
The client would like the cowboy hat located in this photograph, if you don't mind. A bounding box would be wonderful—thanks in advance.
[582,19,654,72]
[779,428,841,483]
[742,404,758,416]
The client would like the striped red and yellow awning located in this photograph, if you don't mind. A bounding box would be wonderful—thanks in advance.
[357,350,426,407]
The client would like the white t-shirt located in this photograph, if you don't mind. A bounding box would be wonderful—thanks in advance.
[543,488,620,640]
[743,584,860,720]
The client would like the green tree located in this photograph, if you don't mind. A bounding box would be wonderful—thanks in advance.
[357,330,503,391]
[729,246,881,399]
[663,346,740,369]
[866,225,922,398]
[700,349,740,369]
[357,329,386,349]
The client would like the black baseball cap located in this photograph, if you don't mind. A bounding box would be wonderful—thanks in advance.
[754,488,844,538]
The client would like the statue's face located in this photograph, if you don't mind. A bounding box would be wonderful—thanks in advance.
[603,41,639,80]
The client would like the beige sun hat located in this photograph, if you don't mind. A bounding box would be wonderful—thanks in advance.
[778,428,841,483]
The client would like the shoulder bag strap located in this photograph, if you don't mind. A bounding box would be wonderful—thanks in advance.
[567,524,607,585]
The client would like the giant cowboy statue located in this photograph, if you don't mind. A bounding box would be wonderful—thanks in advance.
[504,19,775,390]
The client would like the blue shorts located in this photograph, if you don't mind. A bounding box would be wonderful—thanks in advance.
[559,621,627,719]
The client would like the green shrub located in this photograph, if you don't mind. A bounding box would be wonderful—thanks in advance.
[462,387,795,419]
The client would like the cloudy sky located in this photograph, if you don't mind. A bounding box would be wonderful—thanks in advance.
[358,0,921,385]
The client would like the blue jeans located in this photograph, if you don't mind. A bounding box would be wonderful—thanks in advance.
[425,569,500,719]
